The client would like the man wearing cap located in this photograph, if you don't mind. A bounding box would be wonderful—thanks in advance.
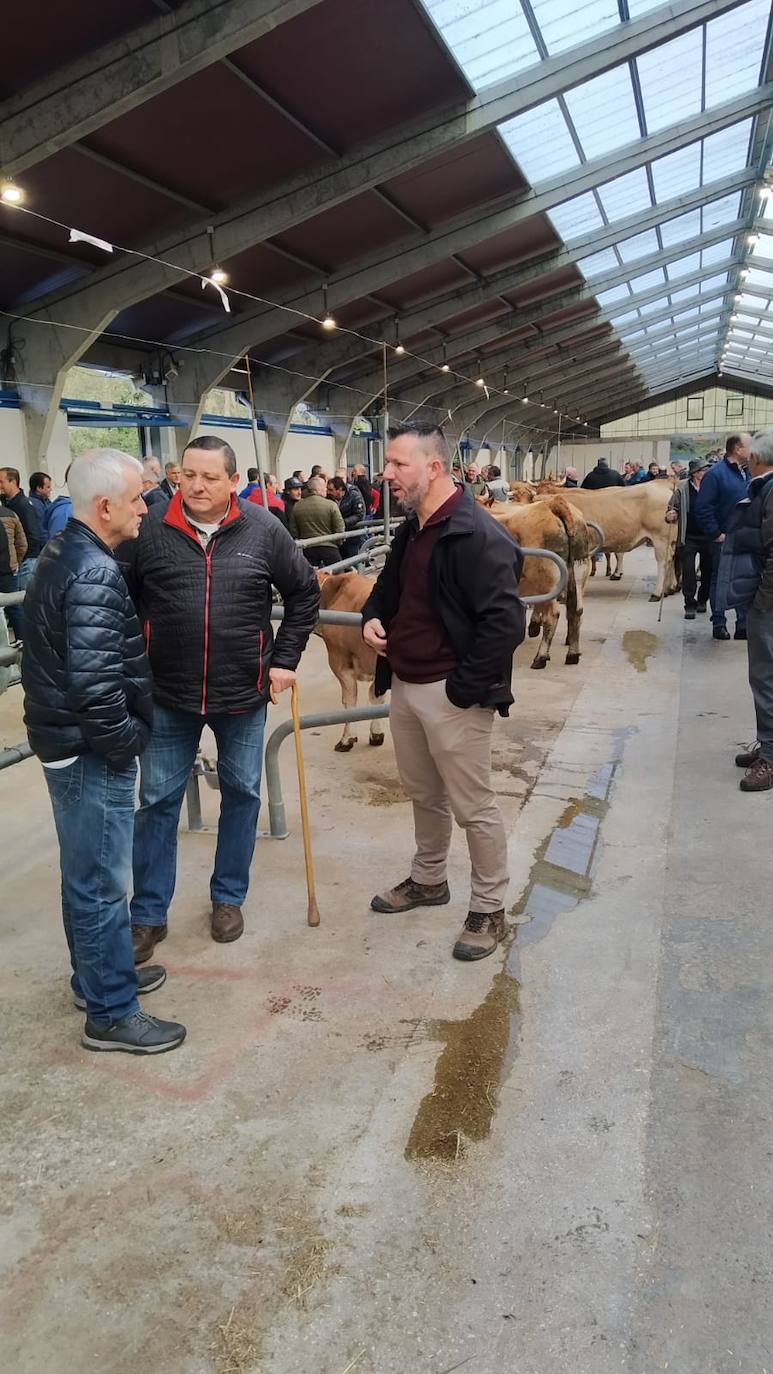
[666,458,711,620]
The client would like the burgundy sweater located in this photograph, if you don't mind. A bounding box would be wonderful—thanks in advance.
[386,486,462,683]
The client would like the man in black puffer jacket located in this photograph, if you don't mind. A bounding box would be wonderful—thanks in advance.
[119,435,319,958]
[22,449,186,1056]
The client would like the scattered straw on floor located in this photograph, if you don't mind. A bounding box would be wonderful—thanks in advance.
[212,1306,262,1374]
[281,1236,334,1308]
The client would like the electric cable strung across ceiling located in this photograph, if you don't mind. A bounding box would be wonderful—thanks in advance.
[0,184,596,433]
[0,306,563,450]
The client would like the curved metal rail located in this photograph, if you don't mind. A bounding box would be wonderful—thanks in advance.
[586,520,605,558]
[517,547,568,604]
[264,706,390,838]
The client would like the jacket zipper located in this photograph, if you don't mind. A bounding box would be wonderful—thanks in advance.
[201,545,214,714]
[257,629,264,692]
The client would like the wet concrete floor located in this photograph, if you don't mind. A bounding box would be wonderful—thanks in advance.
[1,547,771,1373]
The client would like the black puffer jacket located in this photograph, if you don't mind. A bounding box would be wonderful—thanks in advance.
[119,492,319,714]
[22,520,152,769]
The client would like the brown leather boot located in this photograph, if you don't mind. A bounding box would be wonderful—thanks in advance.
[739,757,773,792]
[211,902,244,942]
[735,740,760,768]
[131,923,167,965]
[370,876,450,914]
[452,909,506,961]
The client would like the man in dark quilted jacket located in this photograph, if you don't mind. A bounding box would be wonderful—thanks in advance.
[120,435,319,957]
[21,449,186,1055]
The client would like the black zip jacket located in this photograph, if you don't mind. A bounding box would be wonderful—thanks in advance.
[361,484,526,715]
[119,492,319,715]
[22,520,153,769]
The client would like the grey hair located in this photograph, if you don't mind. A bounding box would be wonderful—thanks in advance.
[142,458,161,484]
[164,459,179,473]
[308,475,327,495]
[68,449,143,515]
[751,430,773,467]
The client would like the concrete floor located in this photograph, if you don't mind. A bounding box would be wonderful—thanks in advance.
[1,547,770,1374]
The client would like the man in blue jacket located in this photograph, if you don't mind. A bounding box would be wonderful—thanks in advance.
[21,449,186,1054]
[695,434,751,640]
[718,431,773,790]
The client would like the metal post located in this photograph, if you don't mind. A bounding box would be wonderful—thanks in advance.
[244,356,269,511]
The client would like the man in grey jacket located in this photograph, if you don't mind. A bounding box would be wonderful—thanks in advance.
[666,458,711,620]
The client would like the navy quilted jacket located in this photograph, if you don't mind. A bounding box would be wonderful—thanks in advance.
[119,492,319,714]
[22,520,152,769]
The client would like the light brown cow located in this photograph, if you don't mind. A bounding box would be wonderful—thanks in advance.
[508,480,676,600]
[483,496,593,668]
[315,570,387,751]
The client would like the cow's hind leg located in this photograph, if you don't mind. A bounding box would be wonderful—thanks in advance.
[530,601,559,669]
[610,552,624,581]
[528,607,543,638]
[368,679,386,746]
[564,564,585,665]
[334,668,359,751]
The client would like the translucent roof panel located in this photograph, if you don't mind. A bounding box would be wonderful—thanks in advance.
[578,248,620,279]
[704,0,770,105]
[617,229,660,263]
[597,167,651,221]
[499,100,580,181]
[596,285,631,307]
[547,193,604,240]
[703,120,753,180]
[660,210,702,248]
[636,28,704,134]
[702,194,743,232]
[562,65,639,160]
[629,268,666,294]
[700,239,735,267]
[419,0,539,89]
[529,0,621,55]
[650,144,702,203]
[666,253,701,281]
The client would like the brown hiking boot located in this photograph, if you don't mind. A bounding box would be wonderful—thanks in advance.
[131,923,167,965]
[735,740,761,768]
[370,876,450,914]
[452,909,506,961]
[211,902,244,942]
[739,758,773,792]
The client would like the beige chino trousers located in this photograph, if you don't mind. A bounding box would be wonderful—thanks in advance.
[390,675,509,913]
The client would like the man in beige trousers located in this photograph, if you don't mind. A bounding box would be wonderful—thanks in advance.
[362,424,526,960]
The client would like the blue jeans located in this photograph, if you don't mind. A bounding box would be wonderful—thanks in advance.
[44,754,139,1026]
[131,703,266,927]
[710,540,746,630]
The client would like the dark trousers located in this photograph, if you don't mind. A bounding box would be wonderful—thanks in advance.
[746,607,773,761]
[304,545,340,568]
[679,539,711,608]
[709,539,746,630]
[0,570,22,639]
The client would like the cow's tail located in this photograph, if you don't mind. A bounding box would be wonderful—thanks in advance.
[545,495,592,565]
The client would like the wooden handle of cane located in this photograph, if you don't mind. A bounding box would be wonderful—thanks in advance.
[290,681,321,927]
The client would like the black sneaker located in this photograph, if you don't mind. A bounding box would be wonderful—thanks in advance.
[684,607,696,620]
[696,603,708,614]
[82,1009,186,1055]
[713,627,731,640]
[734,627,747,641]
[735,740,761,768]
[72,964,167,1011]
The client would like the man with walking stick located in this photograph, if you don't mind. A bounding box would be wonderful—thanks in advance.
[119,435,319,959]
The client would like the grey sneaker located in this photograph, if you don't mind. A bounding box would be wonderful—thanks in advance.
[370,876,450,913]
[82,1009,186,1055]
[72,965,166,1011]
[452,910,506,961]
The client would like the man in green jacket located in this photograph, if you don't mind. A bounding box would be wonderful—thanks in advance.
[288,475,345,566]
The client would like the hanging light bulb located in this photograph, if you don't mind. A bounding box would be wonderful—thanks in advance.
[0,180,23,204]
[321,283,336,330]
[475,359,485,387]
[394,319,405,355]
[441,341,450,372]
[748,232,760,246]
[206,225,228,285]
[503,368,509,395]
[522,395,529,403]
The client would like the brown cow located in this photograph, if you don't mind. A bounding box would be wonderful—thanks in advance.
[484,496,593,668]
[508,480,676,600]
[315,570,387,751]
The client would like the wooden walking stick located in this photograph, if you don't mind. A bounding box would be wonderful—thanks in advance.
[291,681,321,927]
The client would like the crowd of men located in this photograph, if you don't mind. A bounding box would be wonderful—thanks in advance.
[5,422,773,1060]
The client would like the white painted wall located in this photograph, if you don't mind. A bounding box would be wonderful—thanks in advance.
[552,437,670,479]
[195,421,337,485]
[601,384,773,439]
